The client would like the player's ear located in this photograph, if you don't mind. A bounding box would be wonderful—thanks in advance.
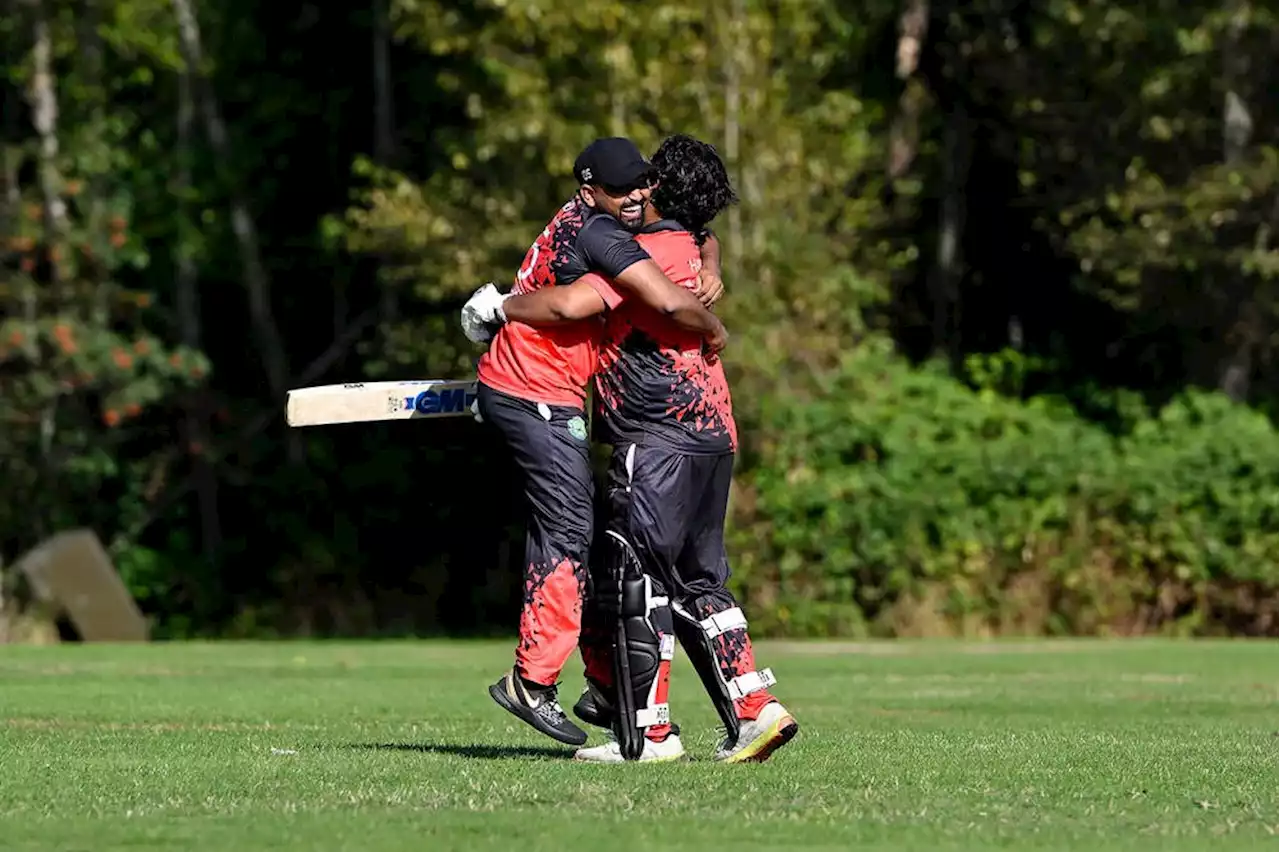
[579,185,597,208]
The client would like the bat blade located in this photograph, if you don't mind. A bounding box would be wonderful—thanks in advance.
[285,379,479,427]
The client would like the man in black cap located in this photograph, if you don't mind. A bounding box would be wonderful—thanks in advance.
[572,138,727,304]
[461,137,730,749]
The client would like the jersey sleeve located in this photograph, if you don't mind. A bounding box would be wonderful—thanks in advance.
[575,216,652,279]
[578,272,625,310]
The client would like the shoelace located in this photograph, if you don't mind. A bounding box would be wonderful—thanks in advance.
[533,683,568,723]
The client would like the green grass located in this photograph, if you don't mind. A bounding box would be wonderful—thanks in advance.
[0,639,1275,851]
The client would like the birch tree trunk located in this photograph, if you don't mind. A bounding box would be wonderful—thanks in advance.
[21,0,64,532]
[888,0,929,179]
[23,0,67,290]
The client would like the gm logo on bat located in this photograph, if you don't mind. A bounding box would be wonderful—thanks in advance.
[398,386,477,415]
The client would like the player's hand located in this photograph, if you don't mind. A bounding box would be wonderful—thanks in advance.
[460,282,509,344]
[694,270,725,307]
[704,319,729,357]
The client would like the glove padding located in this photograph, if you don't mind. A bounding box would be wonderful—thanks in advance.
[460,282,510,344]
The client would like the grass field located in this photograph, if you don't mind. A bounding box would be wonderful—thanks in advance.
[0,638,1275,851]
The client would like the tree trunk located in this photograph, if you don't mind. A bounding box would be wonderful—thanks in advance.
[21,0,64,536]
[931,102,969,365]
[171,0,290,404]
[175,65,223,569]
[1216,0,1256,402]
[23,0,67,288]
[2,0,21,286]
[921,1,972,366]
[888,0,929,179]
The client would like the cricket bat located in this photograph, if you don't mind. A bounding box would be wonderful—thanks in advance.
[285,379,479,427]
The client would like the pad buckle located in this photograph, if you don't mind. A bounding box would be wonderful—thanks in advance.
[727,668,776,700]
[635,703,671,728]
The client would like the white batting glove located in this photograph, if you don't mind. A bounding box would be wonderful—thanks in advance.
[460,282,511,344]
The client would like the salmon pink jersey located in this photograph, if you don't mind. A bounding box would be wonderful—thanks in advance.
[477,196,652,408]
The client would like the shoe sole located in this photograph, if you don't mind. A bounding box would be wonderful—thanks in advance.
[723,714,799,764]
[488,683,588,746]
[572,750,687,764]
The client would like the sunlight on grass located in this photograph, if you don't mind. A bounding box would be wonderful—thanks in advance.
[0,639,1275,851]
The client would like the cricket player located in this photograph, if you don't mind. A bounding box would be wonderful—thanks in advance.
[463,137,730,747]
[472,135,799,764]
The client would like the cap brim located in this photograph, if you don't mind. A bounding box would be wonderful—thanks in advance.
[597,159,653,188]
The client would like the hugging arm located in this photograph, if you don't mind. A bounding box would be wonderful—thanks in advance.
[577,217,727,349]
[694,232,724,307]
[500,279,608,325]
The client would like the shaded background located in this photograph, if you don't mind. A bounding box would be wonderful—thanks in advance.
[1,0,1276,640]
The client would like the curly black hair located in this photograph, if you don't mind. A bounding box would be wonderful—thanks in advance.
[650,134,738,245]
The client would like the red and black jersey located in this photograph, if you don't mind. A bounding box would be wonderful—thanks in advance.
[477,196,651,408]
[579,220,737,455]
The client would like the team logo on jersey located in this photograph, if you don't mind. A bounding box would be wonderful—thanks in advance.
[567,416,588,441]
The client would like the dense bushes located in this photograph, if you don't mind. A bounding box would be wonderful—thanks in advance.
[728,350,1279,638]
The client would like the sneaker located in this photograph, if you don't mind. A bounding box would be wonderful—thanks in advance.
[488,669,588,746]
[713,701,798,764]
[572,681,616,729]
[574,732,686,764]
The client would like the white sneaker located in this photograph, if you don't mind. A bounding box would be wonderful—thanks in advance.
[714,701,799,764]
[573,733,686,764]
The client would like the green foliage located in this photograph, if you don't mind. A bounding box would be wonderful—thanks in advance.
[339,0,898,379]
[731,349,1279,638]
[1,0,1276,639]
[0,169,209,555]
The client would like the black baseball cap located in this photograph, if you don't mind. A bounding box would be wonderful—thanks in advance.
[573,137,654,189]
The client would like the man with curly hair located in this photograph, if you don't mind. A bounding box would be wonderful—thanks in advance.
[479,135,799,765]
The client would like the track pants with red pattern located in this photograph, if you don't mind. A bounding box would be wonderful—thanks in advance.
[477,382,592,688]
[580,442,776,741]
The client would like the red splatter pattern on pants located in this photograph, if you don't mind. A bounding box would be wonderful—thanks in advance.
[693,597,774,722]
[516,557,586,686]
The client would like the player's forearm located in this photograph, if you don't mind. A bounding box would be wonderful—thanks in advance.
[501,283,604,326]
[501,291,579,326]
[614,260,724,337]
[699,233,721,278]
